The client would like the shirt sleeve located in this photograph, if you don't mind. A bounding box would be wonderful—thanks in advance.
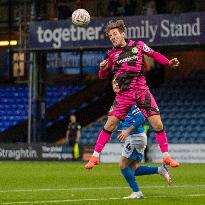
[117,120,123,131]
[139,41,170,65]
[152,51,170,65]
[131,106,145,128]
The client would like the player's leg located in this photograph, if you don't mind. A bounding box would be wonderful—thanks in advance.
[134,164,172,185]
[120,157,144,199]
[148,115,179,167]
[120,138,144,199]
[84,115,119,169]
[130,133,172,185]
[136,89,179,167]
[120,156,139,192]
[147,115,168,154]
[85,92,134,169]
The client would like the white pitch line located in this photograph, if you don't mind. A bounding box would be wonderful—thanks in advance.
[0,187,128,193]
[0,184,205,193]
[0,198,123,205]
[1,194,205,205]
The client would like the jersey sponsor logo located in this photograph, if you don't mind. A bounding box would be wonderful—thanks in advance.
[143,44,151,52]
[132,47,138,54]
[116,55,137,64]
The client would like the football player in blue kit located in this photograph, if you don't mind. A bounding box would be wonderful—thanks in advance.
[113,78,172,199]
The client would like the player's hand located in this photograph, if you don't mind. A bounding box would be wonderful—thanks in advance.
[169,58,180,69]
[100,60,108,71]
[117,130,129,142]
[112,78,120,93]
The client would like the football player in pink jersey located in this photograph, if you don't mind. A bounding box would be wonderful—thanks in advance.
[85,19,179,169]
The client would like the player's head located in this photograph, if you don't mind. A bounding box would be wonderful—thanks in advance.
[112,78,120,93]
[70,115,76,123]
[105,20,126,47]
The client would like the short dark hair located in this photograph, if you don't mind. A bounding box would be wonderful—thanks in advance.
[105,19,126,36]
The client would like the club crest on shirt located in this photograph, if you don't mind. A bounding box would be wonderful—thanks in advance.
[132,47,138,54]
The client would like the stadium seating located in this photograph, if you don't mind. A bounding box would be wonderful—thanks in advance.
[79,70,205,145]
[0,85,84,131]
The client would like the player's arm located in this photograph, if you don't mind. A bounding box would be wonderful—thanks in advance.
[152,52,179,68]
[140,41,180,68]
[98,54,112,79]
[117,111,145,141]
[117,125,135,142]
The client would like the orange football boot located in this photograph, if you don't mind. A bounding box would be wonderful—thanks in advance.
[163,156,180,167]
[84,156,100,169]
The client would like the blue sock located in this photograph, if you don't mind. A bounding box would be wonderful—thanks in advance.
[121,167,139,192]
[135,166,158,176]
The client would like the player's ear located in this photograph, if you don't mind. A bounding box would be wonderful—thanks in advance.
[121,32,125,38]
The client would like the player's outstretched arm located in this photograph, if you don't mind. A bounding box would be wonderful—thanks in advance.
[140,41,170,66]
[152,52,180,69]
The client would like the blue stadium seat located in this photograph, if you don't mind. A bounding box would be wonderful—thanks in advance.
[0,85,85,131]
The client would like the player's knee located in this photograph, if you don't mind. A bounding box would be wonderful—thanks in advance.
[119,161,126,169]
[119,163,126,170]
[153,121,163,131]
[104,124,115,132]
[104,119,118,131]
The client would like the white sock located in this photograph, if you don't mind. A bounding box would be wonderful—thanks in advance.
[93,151,100,158]
[162,152,169,158]
[158,166,162,174]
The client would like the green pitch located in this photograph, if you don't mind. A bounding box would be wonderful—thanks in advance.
[0,162,204,205]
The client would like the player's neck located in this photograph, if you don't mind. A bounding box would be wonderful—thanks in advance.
[116,40,127,48]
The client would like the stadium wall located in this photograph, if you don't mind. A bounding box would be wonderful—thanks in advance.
[0,143,205,163]
[0,144,83,161]
[100,143,205,163]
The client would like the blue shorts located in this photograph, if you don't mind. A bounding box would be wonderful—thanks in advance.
[129,148,143,161]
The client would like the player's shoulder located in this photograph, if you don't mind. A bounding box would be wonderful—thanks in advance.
[136,40,146,47]
[128,40,148,49]
[126,39,141,47]
[136,41,153,53]
[127,39,144,45]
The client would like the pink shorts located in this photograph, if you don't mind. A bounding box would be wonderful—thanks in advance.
[135,89,160,119]
[108,88,159,120]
